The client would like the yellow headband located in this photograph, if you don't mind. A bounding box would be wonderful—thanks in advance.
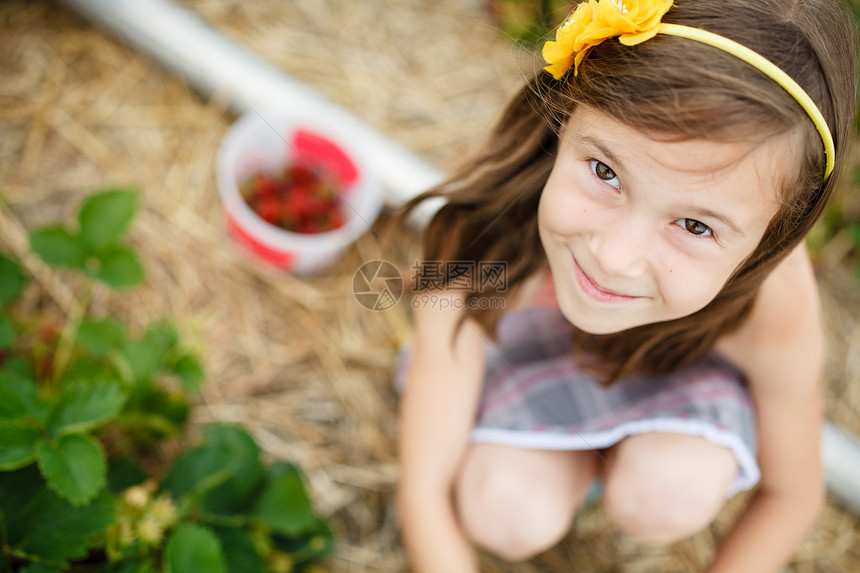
[543,0,835,180]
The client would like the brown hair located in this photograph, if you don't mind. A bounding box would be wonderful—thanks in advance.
[390,0,858,383]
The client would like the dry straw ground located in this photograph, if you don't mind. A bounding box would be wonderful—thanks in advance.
[1,0,859,571]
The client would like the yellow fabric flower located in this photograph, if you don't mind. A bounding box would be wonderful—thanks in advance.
[543,0,675,78]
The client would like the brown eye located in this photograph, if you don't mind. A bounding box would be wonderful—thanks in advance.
[590,160,620,188]
[682,219,712,236]
[595,161,616,181]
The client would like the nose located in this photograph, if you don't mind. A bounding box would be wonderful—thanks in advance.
[587,216,650,279]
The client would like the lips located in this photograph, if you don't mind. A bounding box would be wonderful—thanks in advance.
[572,255,640,303]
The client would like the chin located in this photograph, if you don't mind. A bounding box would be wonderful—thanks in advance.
[555,298,643,335]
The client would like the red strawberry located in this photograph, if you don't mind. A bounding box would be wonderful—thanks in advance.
[257,197,279,225]
[241,164,347,233]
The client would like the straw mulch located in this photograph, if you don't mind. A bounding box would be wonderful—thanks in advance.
[1,0,859,571]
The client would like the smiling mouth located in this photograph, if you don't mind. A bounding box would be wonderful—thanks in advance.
[572,256,641,303]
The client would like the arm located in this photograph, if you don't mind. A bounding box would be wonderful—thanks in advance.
[397,291,489,573]
[710,246,826,573]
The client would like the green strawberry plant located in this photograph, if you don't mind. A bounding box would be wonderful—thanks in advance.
[104,425,333,573]
[29,189,144,289]
[0,189,333,572]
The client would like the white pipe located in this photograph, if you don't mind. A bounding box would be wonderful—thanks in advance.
[57,0,445,228]
[59,0,860,517]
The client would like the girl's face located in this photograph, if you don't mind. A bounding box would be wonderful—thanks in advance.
[538,105,792,335]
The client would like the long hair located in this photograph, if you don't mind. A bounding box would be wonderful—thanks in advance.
[390,0,858,383]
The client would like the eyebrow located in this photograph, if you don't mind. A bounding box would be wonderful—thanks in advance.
[578,135,623,169]
[576,135,746,239]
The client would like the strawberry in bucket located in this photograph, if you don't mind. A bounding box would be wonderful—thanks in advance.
[239,165,346,234]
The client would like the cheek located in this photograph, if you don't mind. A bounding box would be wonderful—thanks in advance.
[538,177,589,235]
[659,263,731,315]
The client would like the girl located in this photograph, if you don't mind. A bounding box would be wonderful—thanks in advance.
[391,0,857,571]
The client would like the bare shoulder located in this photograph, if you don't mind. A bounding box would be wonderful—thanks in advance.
[410,262,549,358]
[715,245,824,396]
[410,288,488,361]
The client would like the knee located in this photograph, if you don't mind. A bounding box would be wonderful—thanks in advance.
[604,447,730,544]
[456,468,573,561]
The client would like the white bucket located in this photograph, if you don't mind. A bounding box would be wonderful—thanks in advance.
[216,110,383,274]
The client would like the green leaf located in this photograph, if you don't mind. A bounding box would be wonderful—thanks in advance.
[117,321,181,386]
[0,424,40,470]
[171,354,204,393]
[78,189,138,251]
[48,380,127,436]
[35,434,107,506]
[0,314,14,348]
[0,253,27,306]
[121,338,162,386]
[165,524,226,573]
[250,462,318,537]
[146,320,179,353]
[162,425,261,512]
[0,466,115,567]
[29,225,88,268]
[161,442,234,503]
[272,517,335,563]
[93,244,144,289]
[210,526,263,573]
[19,563,63,573]
[77,318,126,356]
[0,356,35,381]
[102,560,158,573]
[60,359,118,386]
[0,373,40,424]
[107,456,147,493]
[199,425,263,515]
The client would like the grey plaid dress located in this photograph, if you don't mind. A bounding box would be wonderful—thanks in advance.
[394,283,760,497]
